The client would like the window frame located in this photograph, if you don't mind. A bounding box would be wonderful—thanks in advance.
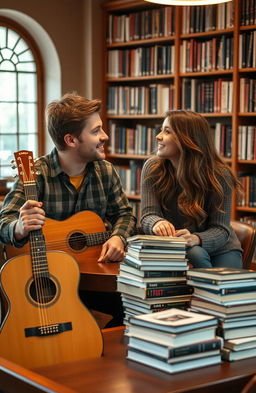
[0,15,44,179]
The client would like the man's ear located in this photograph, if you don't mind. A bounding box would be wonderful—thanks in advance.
[64,133,77,147]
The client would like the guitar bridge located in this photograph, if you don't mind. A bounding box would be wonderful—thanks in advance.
[25,322,72,337]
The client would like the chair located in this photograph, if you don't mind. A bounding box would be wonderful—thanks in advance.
[241,375,256,393]
[231,220,256,269]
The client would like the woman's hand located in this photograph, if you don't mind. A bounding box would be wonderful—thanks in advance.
[152,220,176,237]
[175,228,201,247]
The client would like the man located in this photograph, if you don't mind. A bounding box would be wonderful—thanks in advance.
[0,92,136,325]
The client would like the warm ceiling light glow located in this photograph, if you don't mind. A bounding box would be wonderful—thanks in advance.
[144,0,232,5]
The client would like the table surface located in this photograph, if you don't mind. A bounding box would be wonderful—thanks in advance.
[78,261,119,292]
[33,327,256,393]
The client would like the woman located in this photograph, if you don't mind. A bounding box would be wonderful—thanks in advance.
[140,110,243,268]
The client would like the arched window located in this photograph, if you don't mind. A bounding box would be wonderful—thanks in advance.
[0,17,43,178]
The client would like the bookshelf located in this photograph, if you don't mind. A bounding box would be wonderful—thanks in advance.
[101,0,256,226]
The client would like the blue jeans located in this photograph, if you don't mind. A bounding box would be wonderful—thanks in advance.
[187,246,243,269]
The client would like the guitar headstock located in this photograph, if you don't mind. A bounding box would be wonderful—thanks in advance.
[14,150,36,185]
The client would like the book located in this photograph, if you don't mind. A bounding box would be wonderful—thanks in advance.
[217,325,256,340]
[126,324,217,347]
[124,257,189,271]
[122,300,189,314]
[193,286,256,302]
[191,292,256,306]
[125,254,188,267]
[221,347,256,362]
[119,263,187,278]
[219,315,256,329]
[127,348,221,374]
[190,304,256,320]
[224,336,256,351]
[128,336,223,360]
[119,270,187,283]
[127,234,187,245]
[186,277,256,290]
[117,275,187,288]
[121,293,191,308]
[117,281,193,299]
[127,248,186,260]
[191,296,256,314]
[187,267,256,281]
[128,308,217,334]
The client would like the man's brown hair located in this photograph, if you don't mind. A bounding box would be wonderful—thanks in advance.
[46,92,101,150]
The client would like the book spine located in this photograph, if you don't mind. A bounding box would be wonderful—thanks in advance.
[146,286,193,298]
[169,338,223,357]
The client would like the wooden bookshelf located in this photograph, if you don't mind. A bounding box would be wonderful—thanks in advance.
[101,0,256,226]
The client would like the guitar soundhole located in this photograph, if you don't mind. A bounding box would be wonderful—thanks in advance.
[29,277,56,304]
[68,231,87,252]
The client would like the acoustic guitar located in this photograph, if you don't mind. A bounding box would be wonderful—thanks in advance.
[0,150,103,368]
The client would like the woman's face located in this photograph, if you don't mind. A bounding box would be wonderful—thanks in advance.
[156,117,181,164]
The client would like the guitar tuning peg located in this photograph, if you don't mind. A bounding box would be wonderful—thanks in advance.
[10,159,15,164]
[11,164,17,169]
[12,174,18,178]
[35,171,41,175]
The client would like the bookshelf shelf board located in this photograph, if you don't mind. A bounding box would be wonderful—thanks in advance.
[239,68,256,73]
[107,36,176,48]
[236,207,256,212]
[239,113,256,117]
[127,194,141,200]
[238,160,256,164]
[180,70,233,77]
[107,74,174,82]
[106,114,165,119]
[199,113,233,117]
[240,25,256,31]
[108,153,149,160]
[180,28,234,39]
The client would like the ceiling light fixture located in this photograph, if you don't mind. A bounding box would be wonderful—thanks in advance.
[144,0,232,6]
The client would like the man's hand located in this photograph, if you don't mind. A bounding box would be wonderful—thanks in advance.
[98,235,125,263]
[175,228,201,247]
[152,220,176,237]
[14,200,45,241]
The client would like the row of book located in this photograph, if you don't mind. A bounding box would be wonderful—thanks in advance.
[107,85,175,116]
[213,123,232,159]
[107,7,175,44]
[115,161,143,196]
[108,122,159,156]
[239,31,256,69]
[240,78,256,113]
[107,45,175,78]
[188,267,256,362]
[182,3,234,33]
[180,36,233,73]
[238,126,256,161]
[238,174,256,208]
[241,0,256,26]
[181,79,233,114]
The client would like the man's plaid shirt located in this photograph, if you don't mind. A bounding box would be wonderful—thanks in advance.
[0,148,136,247]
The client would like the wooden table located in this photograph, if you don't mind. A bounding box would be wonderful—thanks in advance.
[78,261,119,292]
[31,328,256,393]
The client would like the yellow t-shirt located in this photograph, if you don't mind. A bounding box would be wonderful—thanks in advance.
[69,174,84,192]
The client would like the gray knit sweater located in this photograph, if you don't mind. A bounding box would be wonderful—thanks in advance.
[140,158,242,256]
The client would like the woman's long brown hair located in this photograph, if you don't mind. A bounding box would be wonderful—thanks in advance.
[147,110,241,227]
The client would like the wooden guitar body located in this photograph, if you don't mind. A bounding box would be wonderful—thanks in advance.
[0,251,103,369]
[5,211,110,268]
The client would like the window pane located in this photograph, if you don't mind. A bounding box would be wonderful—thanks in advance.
[18,73,37,102]
[1,166,13,178]
[18,49,34,62]
[16,62,36,72]
[18,103,37,133]
[0,60,15,71]
[14,37,28,55]
[19,133,38,156]
[0,72,17,101]
[0,103,17,134]
[0,134,17,165]
[1,48,13,60]
[7,29,19,50]
[0,27,6,48]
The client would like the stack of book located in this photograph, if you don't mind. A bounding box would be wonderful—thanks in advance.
[126,308,222,373]
[187,267,256,362]
[117,235,192,327]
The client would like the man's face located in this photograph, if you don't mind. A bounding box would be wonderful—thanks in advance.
[75,112,109,163]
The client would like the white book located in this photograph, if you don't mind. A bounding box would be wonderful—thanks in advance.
[224,336,256,351]
[221,347,256,362]
[127,349,221,374]
[128,308,217,334]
